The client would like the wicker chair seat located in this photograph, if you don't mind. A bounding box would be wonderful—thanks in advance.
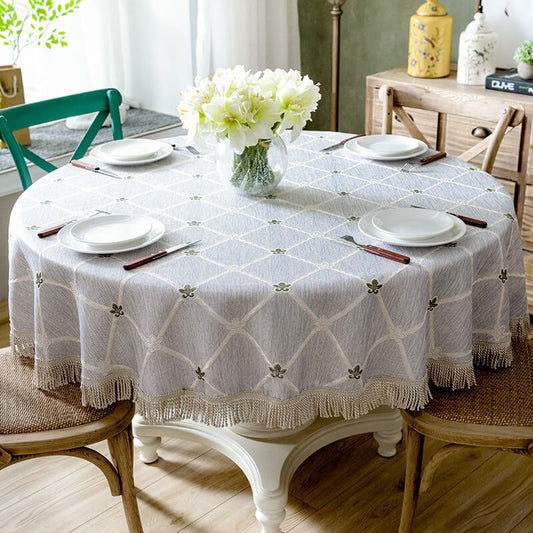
[0,347,113,435]
[423,341,533,427]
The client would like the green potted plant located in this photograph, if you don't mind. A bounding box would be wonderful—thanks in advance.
[514,39,533,80]
[0,0,82,144]
[0,0,82,65]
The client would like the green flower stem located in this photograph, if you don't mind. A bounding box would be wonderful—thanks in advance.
[230,140,274,191]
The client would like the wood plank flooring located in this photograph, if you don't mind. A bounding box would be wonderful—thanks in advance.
[0,321,532,532]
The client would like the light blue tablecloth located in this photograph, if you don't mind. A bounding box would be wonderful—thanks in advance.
[8,131,529,427]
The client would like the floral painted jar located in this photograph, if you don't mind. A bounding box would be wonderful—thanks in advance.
[457,7,497,85]
[408,0,453,78]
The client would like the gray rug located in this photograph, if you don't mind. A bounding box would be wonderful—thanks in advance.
[0,108,182,171]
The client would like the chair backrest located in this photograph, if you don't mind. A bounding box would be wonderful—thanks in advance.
[0,88,123,190]
[379,85,525,175]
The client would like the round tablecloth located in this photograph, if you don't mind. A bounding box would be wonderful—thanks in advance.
[8,131,529,427]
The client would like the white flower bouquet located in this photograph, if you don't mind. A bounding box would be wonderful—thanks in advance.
[178,66,321,194]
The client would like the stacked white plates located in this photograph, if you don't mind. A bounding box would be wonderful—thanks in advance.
[345,134,428,160]
[58,214,165,254]
[91,139,173,166]
[359,207,466,247]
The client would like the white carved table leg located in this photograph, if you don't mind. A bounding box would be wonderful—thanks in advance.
[133,406,402,533]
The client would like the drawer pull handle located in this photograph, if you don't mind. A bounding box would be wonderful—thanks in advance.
[471,126,492,139]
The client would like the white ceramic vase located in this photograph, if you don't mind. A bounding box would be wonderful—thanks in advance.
[517,62,533,80]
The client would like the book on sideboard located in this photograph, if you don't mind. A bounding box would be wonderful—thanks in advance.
[485,69,533,96]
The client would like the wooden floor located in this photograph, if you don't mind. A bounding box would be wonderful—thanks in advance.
[0,322,532,532]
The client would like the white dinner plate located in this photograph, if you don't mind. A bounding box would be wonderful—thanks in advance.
[358,212,466,247]
[372,207,455,241]
[91,141,173,166]
[70,214,153,247]
[345,137,428,161]
[98,139,163,161]
[58,218,165,254]
[353,135,421,157]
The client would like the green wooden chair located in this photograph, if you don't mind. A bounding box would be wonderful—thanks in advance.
[0,88,123,190]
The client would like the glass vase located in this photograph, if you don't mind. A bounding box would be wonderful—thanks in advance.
[216,134,288,195]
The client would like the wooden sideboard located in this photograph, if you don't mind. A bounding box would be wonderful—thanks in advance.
[365,67,533,237]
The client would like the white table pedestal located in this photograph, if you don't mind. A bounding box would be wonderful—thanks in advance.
[132,406,402,533]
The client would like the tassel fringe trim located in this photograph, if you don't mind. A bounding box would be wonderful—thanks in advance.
[34,357,82,389]
[427,359,476,390]
[10,316,531,429]
[510,315,531,342]
[10,330,35,359]
[133,376,431,428]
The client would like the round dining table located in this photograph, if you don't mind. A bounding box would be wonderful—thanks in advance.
[8,130,529,533]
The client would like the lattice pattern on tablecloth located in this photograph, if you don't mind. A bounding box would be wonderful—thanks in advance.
[8,131,529,427]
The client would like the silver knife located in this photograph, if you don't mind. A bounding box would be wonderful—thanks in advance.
[71,159,123,179]
[320,134,366,152]
[123,240,201,270]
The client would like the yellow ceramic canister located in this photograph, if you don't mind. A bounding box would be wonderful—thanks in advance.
[408,0,453,78]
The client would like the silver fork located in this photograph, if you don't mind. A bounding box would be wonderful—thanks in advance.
[400,152,447,172]
[400,161,419,173]
[170,143,200,155]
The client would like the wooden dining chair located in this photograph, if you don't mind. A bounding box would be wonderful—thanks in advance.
[398,340,533,533]
[379,85,527,223]
[0,88,123,190]
[0,346,143,532]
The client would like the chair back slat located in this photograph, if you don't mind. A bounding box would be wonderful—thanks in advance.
[71,110,109,161]
[19,145,58,173]
[0,88,123,190]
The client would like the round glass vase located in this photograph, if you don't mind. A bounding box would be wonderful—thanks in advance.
[216,135,288,195]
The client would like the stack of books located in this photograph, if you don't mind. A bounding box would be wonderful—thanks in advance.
[485,69,533,95]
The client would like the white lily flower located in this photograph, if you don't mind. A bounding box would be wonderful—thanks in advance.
[178,66,320,151]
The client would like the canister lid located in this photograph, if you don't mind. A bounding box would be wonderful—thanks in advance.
[464,12,493,34]
[416,0,448,16]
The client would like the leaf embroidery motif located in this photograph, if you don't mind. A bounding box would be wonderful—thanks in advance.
[273,282,291,292]
[367,279,382,294]
[35,272,43,288]
[428,297,438,311]
[110,304,124,317]
[195,367,205,380]
[269,364,287,378]
[271,248,286,254]
[499,269,508,284]
[179,284,196,298]
[348,365,363,379]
